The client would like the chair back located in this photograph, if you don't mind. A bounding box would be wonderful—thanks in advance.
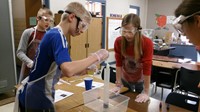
[101,66,116,83]
[179,67,200,96]
[166,92,199,112]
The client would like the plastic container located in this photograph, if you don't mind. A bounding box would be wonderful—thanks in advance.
[82,87,130,112]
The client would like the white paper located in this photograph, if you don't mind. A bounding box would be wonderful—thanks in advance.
[178,58,192,63]
[54,89,73,103]
[58,79,71,85]
[76,81,104,89]
[56,81,62,85]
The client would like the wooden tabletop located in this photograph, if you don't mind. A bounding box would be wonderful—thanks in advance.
[152,60,181,69]
[66,105,137,112]
[153,55,178,63]
[123,92,191,112]
[181,62,200,70]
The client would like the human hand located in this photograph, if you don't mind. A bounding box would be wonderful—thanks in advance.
[27,61,33,68]
[115,81,123,88]
[135,93,149,103]
[93,49,109,63]
[110,86,121,94]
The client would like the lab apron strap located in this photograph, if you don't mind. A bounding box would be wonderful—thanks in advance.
[13,77,29,112]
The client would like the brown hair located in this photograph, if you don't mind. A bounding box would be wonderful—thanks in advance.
[121,13,143,61]
[37,7,53,17]
[175,0,200,23]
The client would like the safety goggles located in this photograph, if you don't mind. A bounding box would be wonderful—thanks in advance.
[39,16,54,24]
[77,20,89,32]
[65,11,89,32]
[119,27,137,35]
[173,11,200,35]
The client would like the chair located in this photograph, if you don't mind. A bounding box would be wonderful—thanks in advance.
[175,67,200,96]
[154,67,178,100]
[150,66,157,95]
[101,66,116,83]
[165,92,199,112]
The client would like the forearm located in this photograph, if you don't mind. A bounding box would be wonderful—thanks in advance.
[61,55,98,77]
[17,29,32,65]
[116,67,122,83]
[143,75,150,95]
[17,51,33,64]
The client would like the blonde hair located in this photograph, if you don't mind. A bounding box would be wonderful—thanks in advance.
[121,13,143,61]
[37,8,53,17]
[62,2,92,23]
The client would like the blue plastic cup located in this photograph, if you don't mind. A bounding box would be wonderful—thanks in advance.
[84,77,93,91]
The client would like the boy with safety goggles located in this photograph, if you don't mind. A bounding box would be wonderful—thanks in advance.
[16,7,53,83]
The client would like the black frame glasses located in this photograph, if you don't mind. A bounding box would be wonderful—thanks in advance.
[64,11,81,29]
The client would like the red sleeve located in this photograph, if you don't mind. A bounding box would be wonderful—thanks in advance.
[114,37,123,67]
[141,36,153,76]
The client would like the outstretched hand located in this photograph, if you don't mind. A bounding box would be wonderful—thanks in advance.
[135,93,149,103]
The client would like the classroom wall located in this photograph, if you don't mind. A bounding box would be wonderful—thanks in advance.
[49,0,85,14]
[146,0,182,38]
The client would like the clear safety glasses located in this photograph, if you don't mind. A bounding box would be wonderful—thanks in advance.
[173,11,200,35]
[78,21,89,32]
[65,11,89,32]
[40,16,54,24]
[119,27,137,35]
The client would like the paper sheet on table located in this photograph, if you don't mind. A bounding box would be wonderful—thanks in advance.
[56,81,62,85]
[54,89,73,103]
[76,81,104,89]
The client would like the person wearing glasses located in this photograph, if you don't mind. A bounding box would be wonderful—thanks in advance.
[16,7,54,83]
[114,13,153,103]
[14,2,109,112]
[174,0,200,88]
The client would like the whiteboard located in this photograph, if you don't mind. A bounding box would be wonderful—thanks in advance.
[106,17,122,50]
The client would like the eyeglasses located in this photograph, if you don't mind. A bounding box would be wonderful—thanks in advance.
[119,27,137,35]
[39,16,54,23]
[173,11,200,35]
[65,11,89,32]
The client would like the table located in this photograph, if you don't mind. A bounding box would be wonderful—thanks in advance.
[54,75,129,112]
[124,92,191,112]
[152,55,198,69]
[67,105,137,112]
[54,75,192,112]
